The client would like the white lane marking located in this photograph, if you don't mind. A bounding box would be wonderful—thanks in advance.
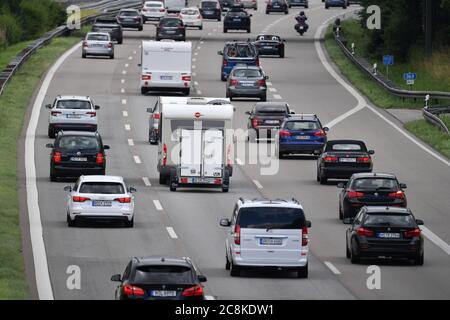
[273,94,282,99]
[192,72,197,77]
[142,177,151,187]
[197,89,202,95]
[253,179,263,189]
[125,124,131,131]
[133,155,142,164]
[192,65,196,69]
[125,63,129,68]
[236,158,243,165]
[325,104,365,128]
[121,79,125,84]
[266,81,273,86]
[420,226,450,256]
[121,88,125,94]
[269,87,277,93]
[194,81,199,86]
[26,43,85,301]
[122,70,127,75]
[195,52,198,56]
[192,58,196,62]
[208,32,211,36]
[128,56,133,60]
[213,28,217,32]
[128,139,134,146]
[122,99,127,105]
[166,227,178,239]
[122,111,128,117]
[200,42,204,45]
[153,200,163,211]
[205,295,215,300]
[133,50,137,54]
[324,261,341,275]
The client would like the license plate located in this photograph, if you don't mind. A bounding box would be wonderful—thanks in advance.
[233,19,241,22]
[241,82,254,87]
[205,11,213,14]
[92,200,112,207]
[70,157,87,162]
[160,75,173,80]
[273,5,280,8]
[260,238,283,245]
[263,46,273,49]
[296,136,310,140]
[165,30,176,34]
[265,120,279,124]
[124,19,134,22]
[150,290,177,297]
[339,158,357,162]
[377,233,400,239]
[67,114,81,118]
[91,43,104,47]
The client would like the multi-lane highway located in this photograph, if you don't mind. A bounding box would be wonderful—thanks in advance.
[24,0,450,300]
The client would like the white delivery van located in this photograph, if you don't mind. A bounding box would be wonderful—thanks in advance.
[165,0,186,13]
[156,98,235,192]
[140,40,192,95]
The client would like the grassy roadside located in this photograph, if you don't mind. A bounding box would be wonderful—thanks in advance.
[0,41,33,71]
[0,29,87,299]
[324,24,450,160]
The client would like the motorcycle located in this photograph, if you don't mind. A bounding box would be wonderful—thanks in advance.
[294,16,308,36]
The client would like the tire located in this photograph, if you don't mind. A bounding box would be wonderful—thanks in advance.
[169,170,177,192]
[48,126,55,138]
[159,173,167,185]
[350,241,360,264]
[343,6,347,9]
[339,203,343,220]
[260,95,267,102]
[199,25,203,30]
[156,37,160,41]
[139,26,143,31]
[319,171,328,185]
[99,169,106,175]
[225,254,231,270]
[306,5,309,8]
[247,27,251,33]
[82,53,86,59]
[230,261,241,277]
[222,168,230,192]
[50,171,57,182]
[224,28,227,33]
[279,49,285,58]
[285,10,289,14]
[297,263,308,278]
[125,217,134,228]
[289,5,292,8]
[67,213,76,227]
[141,87,148,95]
[110,54,114,59]
[278,150,284,159]
[183,88,190,96]
[118,38,123,45]
[414,252,424,266]
[221,73,227,81]
[266,11,269,14]
[316,169,320,182]
[325,5,329,9]
[346,242,351,258]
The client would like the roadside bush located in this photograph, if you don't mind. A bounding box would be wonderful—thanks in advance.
[0,14,22,47]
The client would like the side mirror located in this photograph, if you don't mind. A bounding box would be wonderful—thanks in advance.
[63,186,72,192]
[94,105,100,110]
[245,111,251,115]
[305,220,312,228]
[129,187,137,193]
[368,150,375,155]
[290,110,296,114]
[343,217,354,225]
[323,127,330,132]
[46,143,54,149]
[219,218,231,227]
[104,145,110,150]
[197,275,207,283]
[249,14,253,17]
[337,182,346,188]
[217,50,223,55]
[45,104,52,109]
[399,183,407,189]
[283,39,286,42]
[415,219,424,226]
[111,274,122,282]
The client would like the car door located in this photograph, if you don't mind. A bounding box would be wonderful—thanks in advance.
[117,262,132,300]
[228,205,238,253]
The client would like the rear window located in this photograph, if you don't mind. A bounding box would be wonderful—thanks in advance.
[146,3,163,7]
[120,11,139,16]
[352,178,398,191]
[363,214,416,228]
[181,9,200,15]
[238,207,306,229]
[202,1,217,8]
[133,265,194,284]
[228,11,247,17]
[224,45,255,58]
[160,18,183,27]
[56,100,91,110]
[284,121,319,131]
[87,34,109,41]
[330,144,363,151]
[79,182,124,194]
[256,106,286,115]
[233,69,261,78]
[57,136,99,150]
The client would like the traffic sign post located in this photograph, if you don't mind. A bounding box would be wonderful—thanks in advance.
[383,55,394,80]
[403,72,417,91]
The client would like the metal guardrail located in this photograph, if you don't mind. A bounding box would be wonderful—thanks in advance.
[423,104,450,135]
[0,0,142,97]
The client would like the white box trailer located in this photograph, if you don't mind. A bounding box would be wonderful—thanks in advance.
[157,98,234,192]
[140,40,192,95]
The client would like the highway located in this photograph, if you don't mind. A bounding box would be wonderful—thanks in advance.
[25,0,450,299]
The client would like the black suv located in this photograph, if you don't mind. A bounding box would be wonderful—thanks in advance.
[116,9,144,31]
[111,257,207,300]
[92,17,123,44]
[46,131,110,181]
[223,5,252,33]
[156,17,186,41]
[200,0,222,21]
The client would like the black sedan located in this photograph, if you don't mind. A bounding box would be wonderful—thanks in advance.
[200,0,222,21]
[338,173,408,220]
[46,131,109,181]
[223,7,252,33]
[266,0,289,14]
[116,9,143,31]
[345,207,424,265]
[317,140,374,184]
[111,257,207,300]
[288,0,309,8]
[156,17,186,41]
[253,34,285,58]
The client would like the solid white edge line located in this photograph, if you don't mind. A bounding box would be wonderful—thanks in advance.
[273,94,282,100]
[142,177,151,187]
[236,158,244,166]
[253,180,263,189]
[420,226,450,256]
[153,200,163,211]
[166,227,178,239]
[26,43,84,300]
[324,261,341,275]
[205,295,215,300]
[133,155,141,164]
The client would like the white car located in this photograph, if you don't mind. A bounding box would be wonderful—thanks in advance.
[46,95,100,138]
[65,175,136,227]
[179,7,203,29]
[141,1,167,22]
[220,198,311,278]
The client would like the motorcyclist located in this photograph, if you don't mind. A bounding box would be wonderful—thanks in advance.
[295,11,309,33]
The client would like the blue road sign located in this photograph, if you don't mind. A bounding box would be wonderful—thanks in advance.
[403,72,417,81]
[383,55,394,66]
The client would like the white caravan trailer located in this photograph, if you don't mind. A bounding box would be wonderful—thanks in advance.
[140,40,192,95]
[157,98,234,192]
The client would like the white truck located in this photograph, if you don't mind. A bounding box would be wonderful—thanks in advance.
[156,98,235,192]
[140,40,192,95]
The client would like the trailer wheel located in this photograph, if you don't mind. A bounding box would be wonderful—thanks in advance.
[169,169,177,192]
[222,168,230,192]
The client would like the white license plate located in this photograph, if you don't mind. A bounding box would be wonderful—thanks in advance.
[265,120,279,124]
[233,19,241,22]
[165,30,176,34]
[151,290,176,297]
[296,136,310,140]
[377,233,400,239]
[263,46,273,49]
[260,238,283,245]
[241,82,254,87]
[92,200,112,207]
[160,75,173,80]
[70,157,87,162]
[340,158,357,162]
[67,114,81,118]
[205,11,214,14]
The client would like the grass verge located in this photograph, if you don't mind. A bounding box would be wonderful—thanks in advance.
[405,120,450,159]
[0,41,33,71]
[0,29,87,299]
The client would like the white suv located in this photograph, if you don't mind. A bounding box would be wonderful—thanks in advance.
[64,175,136,227]
[46,95,100,138]
[220,198,311,278]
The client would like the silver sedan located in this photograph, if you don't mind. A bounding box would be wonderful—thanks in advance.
[82,32,115,59]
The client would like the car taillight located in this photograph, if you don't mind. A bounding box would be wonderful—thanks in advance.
[142,8,148,12]
[223,59,228,66]
[108,42,113,48]
[182,285,203,297]
[324,156,338,162]
[114,197,132,203]
[82,41,88,47]
[251,118,260,128]
[302,227,308,246]
[256,79,266,86]
[86,112,96,117]
[348,190,364,198]
[182,75,191,81]
[230,79,238,86]
[72,196,90,202]
[404,228,421,238]
[163,143,167,166]
[313,130,326,137]
[96,153,104,165]
[53,152,62,163]
[279,129,291,137]
[357,227,374,237]
[197,15,202,19]
[152,113,160,120]
[123,285,145,297]
[255,58,260,66]
[357,157,371,163]
[51,111,62,116]
[234,225,241,245]
[142,75,151,81]
[159,8,165,12]
[388,191,405,199]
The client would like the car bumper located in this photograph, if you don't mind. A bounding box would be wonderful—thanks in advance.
[326,2,346,7]
[183,21,202,27]
[322,166,372,178]
[201,12,220,19]
[232,255,308,268]
[141,80,190,89]
[257,48,281,55]
[267,7,288,12]
[224,23,249,30]
[49,123,97,132]
[157,33,185,40]
[279,142,325,153]
[52,166,104,177]
[227,87,266,97]
[120,22,142,28]
[359,245,422,258]
[70,214,133,222]
[83,48,113,56]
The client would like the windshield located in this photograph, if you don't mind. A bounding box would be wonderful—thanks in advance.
[352,178,398,191]
[364,214,416,228]
[79,182,124,194]
[160,18,183,27]
[284,121,319,131]
[238,207,305,229]
[56,100,91,109]
[119,11,139,16]
[133,266,194,284]
[87,34,109,41]
[57,136,99,150]
[146,3,163,7]
[329,144,364,151]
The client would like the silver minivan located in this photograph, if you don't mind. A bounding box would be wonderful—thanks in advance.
[220,198,311,278]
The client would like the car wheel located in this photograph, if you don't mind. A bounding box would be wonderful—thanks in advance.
[82,53,86,59]
[224,28,227,33]
[230,261,241,277]
[139,26,143,31]
[325,5,329,9]
[118,39,123,44]
[260,95,267,101]
[278,152,284,159]
[319,171,328,185]
[346,242,351,258]
[285,10,289,14]
[247,27,251,33]
[141,87,148,95]
[67,213,76,227]
[50,172,57,182]
[221,74,227,81]
[225,254,231,270]
[110,54,114,59]
[279,50,285,58]
[339,203,343,220]
[48,127,55,138]
[169,170,177,192]
[183,88,190,96]
[159,173,166,185]
[343,5,347,9]
[266,11,269,14]
[199,25,203,30]
[222,168,230,192]
[289,5,292,8]
[414,252,424,266]
[350,241,360,264]
[125,217,134,228]
[297,264,308,278]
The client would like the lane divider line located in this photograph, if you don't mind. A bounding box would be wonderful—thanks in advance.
[269,87,277,93]
[121,79,125,84]
[128,139,134,146]
[142,177,151,187]
[125,124,131,131]
[236,158,244,166]
[166,227,178,239]
[253,180,263,189]
[122,111,128,117]
[324,261,341,275]
[122,99,127,105]
[133,155,141,164]
[153,200,163,211]
[420,226,450,256]
[273,94,282,100]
